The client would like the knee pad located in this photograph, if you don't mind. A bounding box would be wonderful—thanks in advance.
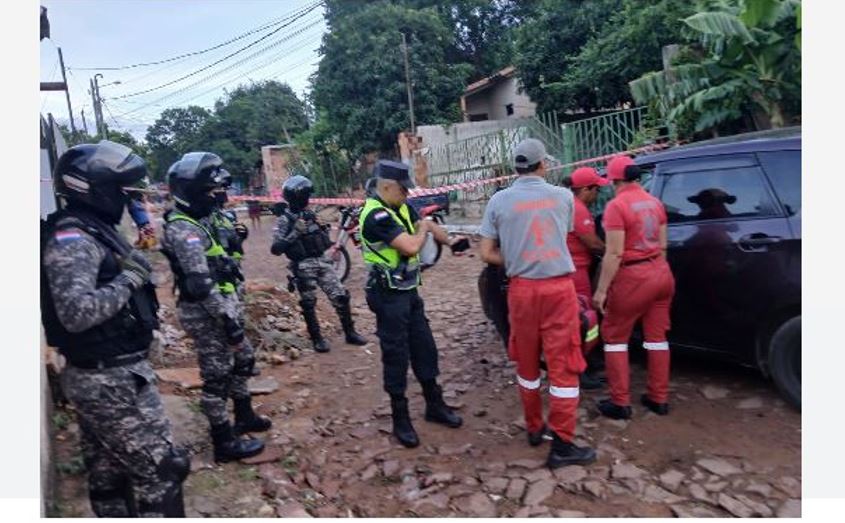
[202,375,230,398]
[158,447,191,484]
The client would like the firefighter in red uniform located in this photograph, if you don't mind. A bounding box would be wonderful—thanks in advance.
[592,155,675,419]
[566,167,609,300]
[480,139,596,469]
[566,166,610,389]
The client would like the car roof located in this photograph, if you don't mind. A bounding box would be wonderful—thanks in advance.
[636,127,801,166]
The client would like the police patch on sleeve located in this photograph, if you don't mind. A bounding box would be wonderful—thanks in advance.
[374,210,390,221]
[54,231,82,242]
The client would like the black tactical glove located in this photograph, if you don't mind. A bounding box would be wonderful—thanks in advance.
[449,237,470,254]
[223,316,245,346]
[233,222,249,241]
[116,253,152,291]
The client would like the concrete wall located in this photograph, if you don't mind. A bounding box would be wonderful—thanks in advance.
[489,76,537,120]
[416,119,526,152]
[464,76,537,122]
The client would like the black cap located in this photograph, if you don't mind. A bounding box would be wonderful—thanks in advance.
[373,160,415,189]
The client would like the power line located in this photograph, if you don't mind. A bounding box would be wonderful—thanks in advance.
[69,0,323,71]
[114,19,323,117]
[110,2,323,100]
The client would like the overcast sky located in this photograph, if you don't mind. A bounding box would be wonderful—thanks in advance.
[39,0,326,140]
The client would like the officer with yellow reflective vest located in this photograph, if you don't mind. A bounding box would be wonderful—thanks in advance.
[360,160,470,448]
[161,152,269,463]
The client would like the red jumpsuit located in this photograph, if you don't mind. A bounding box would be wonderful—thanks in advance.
[601,183,675,407]
[567,197,597,300]
[508,276,585,441]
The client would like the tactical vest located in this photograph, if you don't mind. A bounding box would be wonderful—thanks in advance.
[163,210,241,299]
[359,198,420,290]
[210,210,243,261]
[282,210,332,262]
[40,209,159,365]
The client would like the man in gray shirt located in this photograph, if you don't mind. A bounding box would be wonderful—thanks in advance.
[480,138,596,469]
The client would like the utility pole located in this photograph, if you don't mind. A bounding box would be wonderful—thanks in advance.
[80,109,88,135]
[400,32,416,135]
[92,75,105,137]
[57,47,76,135]
[89,79,102,137]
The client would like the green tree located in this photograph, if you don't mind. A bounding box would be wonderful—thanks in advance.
[513,0,621,113]
[629,0,801,137]
[145,106,212,180]
[313,2,472,155]
[543,0,696,112]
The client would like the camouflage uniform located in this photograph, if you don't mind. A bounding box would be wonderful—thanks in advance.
[273,212,347,309]
[43,215,182,517]
[162,217,247,427]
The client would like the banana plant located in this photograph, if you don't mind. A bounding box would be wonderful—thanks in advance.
[629,0,800,136]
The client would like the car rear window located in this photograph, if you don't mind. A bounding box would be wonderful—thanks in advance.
[758,150,801,216]
[659,162,779,224]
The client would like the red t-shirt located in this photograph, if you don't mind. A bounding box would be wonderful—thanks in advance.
[603,184,667,262]
[566,198,595,268]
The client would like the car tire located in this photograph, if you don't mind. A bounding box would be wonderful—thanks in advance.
[768,316,801,411]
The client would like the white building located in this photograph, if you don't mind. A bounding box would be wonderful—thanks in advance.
[460,66,537,122]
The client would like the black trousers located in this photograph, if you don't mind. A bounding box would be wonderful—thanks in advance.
[366,287,439,396]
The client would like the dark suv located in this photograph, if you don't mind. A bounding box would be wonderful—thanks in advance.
[635,128,801,408]
[478,128,801,409]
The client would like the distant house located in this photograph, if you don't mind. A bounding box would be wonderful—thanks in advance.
[460,66,537,122]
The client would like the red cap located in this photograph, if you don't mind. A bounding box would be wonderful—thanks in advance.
[606,155,636,181]
[570,167,610,188]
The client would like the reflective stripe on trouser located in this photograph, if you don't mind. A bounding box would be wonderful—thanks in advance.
[508,275,585,442]
[601,259,675,406]
[366,287,439,395]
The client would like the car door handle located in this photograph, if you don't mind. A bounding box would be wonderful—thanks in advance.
[738,233,781,251]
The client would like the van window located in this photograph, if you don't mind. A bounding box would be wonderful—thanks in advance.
[758,150,801,216]
[659,163,779,224]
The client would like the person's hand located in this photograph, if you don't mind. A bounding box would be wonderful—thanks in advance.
[128,249,153,271]
[223,316,245,346]
[116,254,151,291]
[449,237,470,254]
[592,290,607,315]
[294,218,308,233]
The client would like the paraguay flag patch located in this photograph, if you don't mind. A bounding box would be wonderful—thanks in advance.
[185,234,202,245]
[54,231,82,242]
[374,210,390,221]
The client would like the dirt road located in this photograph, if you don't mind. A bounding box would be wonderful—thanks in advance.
[48,213,801,517]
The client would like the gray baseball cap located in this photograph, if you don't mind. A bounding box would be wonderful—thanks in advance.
[513,138,547,169]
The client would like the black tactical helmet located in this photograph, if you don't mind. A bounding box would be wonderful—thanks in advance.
[215,168,233,206]
[283,175,313,212]
[168,152,226,217]
[54,140,148,224]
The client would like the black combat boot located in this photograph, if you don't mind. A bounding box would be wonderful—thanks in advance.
[641,394,670,416]
[597,398,633,420]
[547,432,597,469]
[579,372,605,390]
[527,425,552,447]
[210,422,264,463]
[335,295,368,346]
[390,395,420,448]
[422,380,463,428]
[301,303,330,353]
[233,397,272,434]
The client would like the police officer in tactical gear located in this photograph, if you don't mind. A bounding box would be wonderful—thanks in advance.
[360,160,470,448]
[271,175,368,352]
[41,140,189,517]
[161,152,268,463]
